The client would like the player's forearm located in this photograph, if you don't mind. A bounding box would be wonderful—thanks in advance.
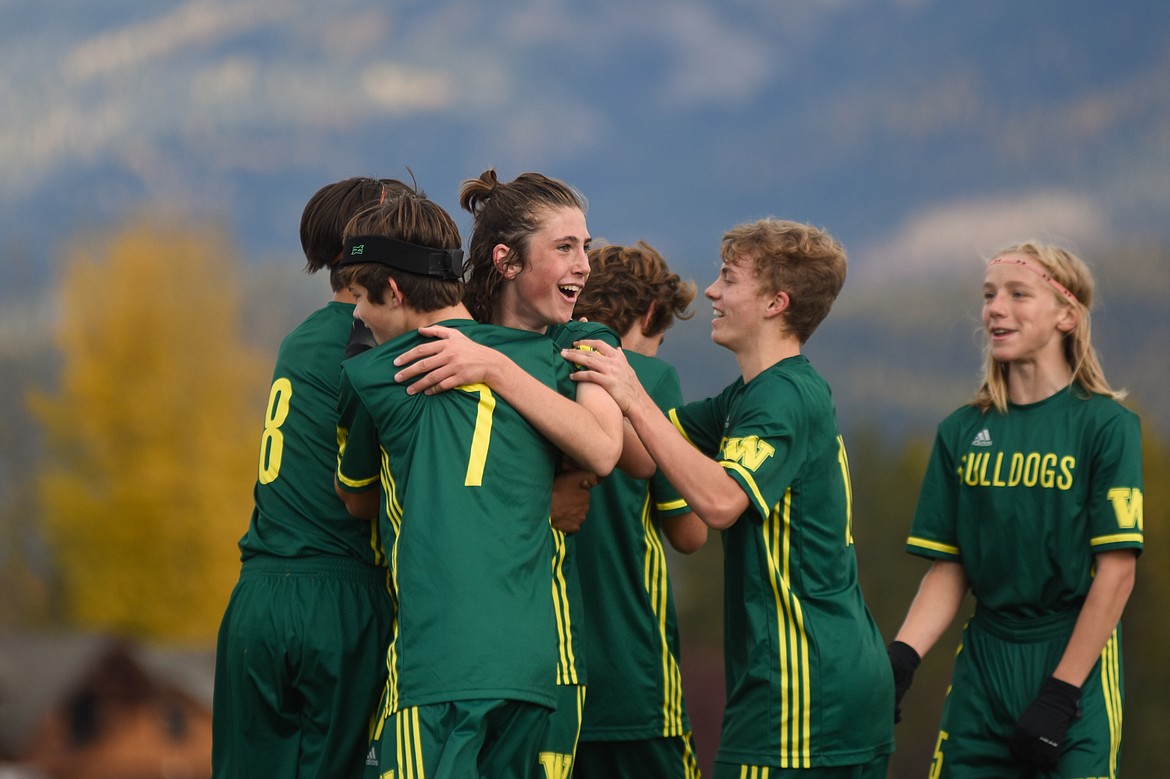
[492,360,622,476]
[894,559,970,659]
[564,384,623,475]
[625,395,748,529]
[615,419,656,479]
[1051,550,1136,687]
[662,512,709,554]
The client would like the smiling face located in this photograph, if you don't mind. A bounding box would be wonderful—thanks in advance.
[704,256,770,353]
[982,253,1076,369]
[494,205,591,331]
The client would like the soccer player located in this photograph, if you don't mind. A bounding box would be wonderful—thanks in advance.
[333,185,623,779]
[391,168,636,778]
[569,241,708,779]
[212,177,404,779]
[564,218,895,778]
[887,241,1142,777]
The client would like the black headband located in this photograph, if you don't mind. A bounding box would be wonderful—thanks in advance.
[339,235,464,281]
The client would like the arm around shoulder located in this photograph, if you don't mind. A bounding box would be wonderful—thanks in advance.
[397,329,623,475]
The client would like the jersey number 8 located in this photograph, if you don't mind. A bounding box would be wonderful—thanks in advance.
[258,378,293,484]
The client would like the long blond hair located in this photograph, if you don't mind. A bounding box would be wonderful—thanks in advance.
[974,240,1124,413]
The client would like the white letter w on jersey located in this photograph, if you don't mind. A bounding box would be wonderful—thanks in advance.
[721,435,776,472]
[1107,487,1143,530]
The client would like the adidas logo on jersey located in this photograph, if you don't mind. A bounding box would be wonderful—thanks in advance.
[366,746,378,766]
[971,429,993,447]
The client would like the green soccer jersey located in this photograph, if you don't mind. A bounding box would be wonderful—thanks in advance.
[576,352,693,741]
[216,301,393,779]
[906,386,1144,619]
[336,320,571,711]
[669,355,894,769]
[544,319,622,688]
[238,301,384,565]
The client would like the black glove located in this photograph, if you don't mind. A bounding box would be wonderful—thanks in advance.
[887,640,920,724]
[1009,676,1081,771]
[346,320,378,358]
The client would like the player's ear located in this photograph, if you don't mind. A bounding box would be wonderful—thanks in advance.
[763,289,790,319]
[386,276,404,306]
[639,303,657,336]
[493,244,521,279]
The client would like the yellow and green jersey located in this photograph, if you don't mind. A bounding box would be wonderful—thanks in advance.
[907,386,1142,777]
[543,319,623,689]
[671,355,894,769]
[336,319,577,712]
[215,301,394,779]
[907,385,1144,619]
[238,301,384,565]
[576,353,693,741]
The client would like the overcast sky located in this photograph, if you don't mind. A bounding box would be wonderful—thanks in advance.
[3,0,1169,289]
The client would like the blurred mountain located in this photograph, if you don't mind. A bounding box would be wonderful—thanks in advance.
[3,2,1169,274]
[1,0,1168,438]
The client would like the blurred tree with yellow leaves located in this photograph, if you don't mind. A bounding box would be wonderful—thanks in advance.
[29,214,267,644]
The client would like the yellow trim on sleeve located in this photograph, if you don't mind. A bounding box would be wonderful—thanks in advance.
[655,498,688,512]
[336,468,379,490]
[667,408,696,446]
[721,460,768,518]
[1091,533,1144,547]
[907,536,960,556]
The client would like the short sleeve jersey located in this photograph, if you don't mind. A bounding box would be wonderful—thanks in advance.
[907,387,1144,620]
[237,301,384,566]
[335,320,567,711]
[544,319,622,687]
[576,353,693,741]
[669,355,893,768]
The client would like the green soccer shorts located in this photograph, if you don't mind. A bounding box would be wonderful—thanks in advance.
[212,556,394,779]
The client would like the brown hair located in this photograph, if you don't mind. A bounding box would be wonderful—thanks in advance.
[459,169,587,323]
[300,177,410,291]
[340,188,463,312]
[974,240,1123,413]
[573,241,695,337]
[720,218,847,344]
